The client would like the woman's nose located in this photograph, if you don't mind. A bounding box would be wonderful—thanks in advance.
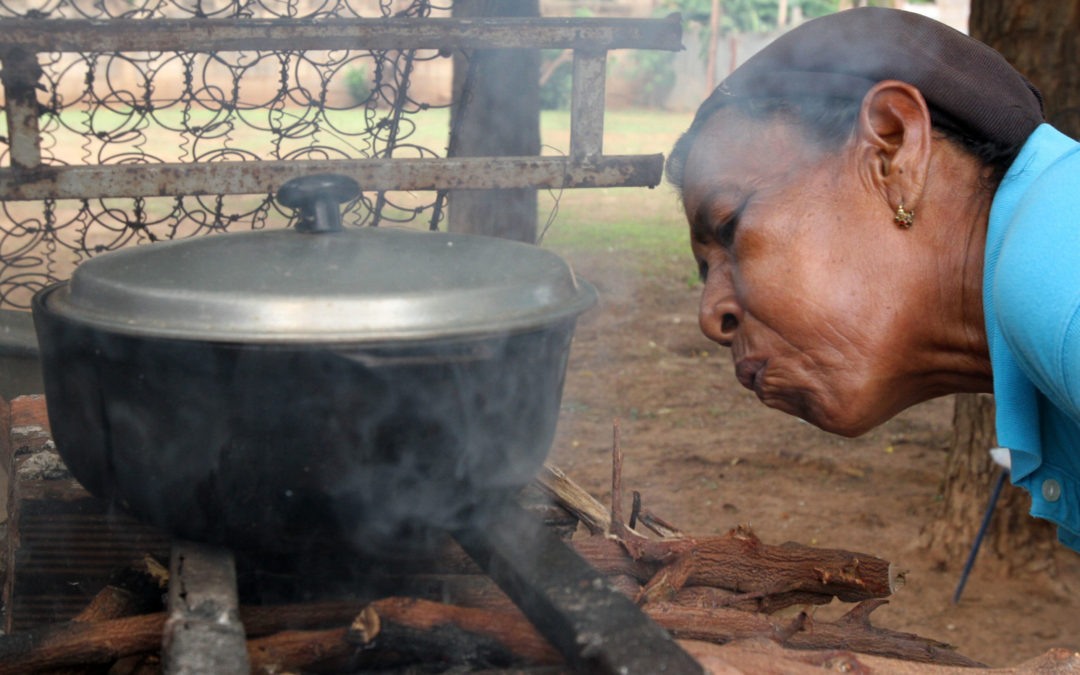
[699,273,742,348]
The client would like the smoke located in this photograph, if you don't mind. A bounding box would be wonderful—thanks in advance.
[37,294,582,561]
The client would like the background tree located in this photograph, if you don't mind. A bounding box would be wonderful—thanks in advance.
[925,0,1080,577]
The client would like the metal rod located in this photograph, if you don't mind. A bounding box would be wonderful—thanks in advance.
[570,50,606,158]
[0,154,664,201]
[0,16,683,54]
[952,468,1008,604]
[0,47,43,170]
[454,502,704,675]
[163,540,249,675]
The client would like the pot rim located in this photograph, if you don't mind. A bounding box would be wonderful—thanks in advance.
[35,227,598,343]
[33,278,596,344]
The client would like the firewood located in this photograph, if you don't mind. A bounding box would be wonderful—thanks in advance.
[72,557,167,623]
[39,557,168,675]
[347,597,562,667]
[672,585,834,615]
[604,426,902,604]
[649,599,981,667]
[0,613,167,675]
[610,420,625,534]
[253,595,982,671]
[571,533,897,603]
[0,601,374,674]
[246,626,353,674]
[541,430,900,606]
[0,589,983,674]
[536,463,610,535]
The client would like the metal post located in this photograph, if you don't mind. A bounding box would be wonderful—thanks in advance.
[0,47,43,170]
[570,50,606,158]
[163,540,249,675]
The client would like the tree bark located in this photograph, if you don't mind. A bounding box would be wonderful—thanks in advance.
[929,1,1080,573]
[970,1,1080,137]
[706,0,721,94]
[448,0,541,243]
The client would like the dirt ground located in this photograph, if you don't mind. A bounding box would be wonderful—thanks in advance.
[545,247,1080,669]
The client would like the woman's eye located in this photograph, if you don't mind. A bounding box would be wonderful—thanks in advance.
[714,209,742,249]
[712,203,747,250]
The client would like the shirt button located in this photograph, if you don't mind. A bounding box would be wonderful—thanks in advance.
[1041,479,1062,503]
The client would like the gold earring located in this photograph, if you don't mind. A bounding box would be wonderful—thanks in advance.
[894,202,914,229]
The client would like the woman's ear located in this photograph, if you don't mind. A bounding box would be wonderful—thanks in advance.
[855,80,933,215]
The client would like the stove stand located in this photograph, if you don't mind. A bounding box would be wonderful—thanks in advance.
[162,540,249,675]
[454,503,704,675]
[156,509,703,674]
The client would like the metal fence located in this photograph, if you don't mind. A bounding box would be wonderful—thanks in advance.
[0,1,680,308]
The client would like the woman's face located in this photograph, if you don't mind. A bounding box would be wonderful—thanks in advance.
[682,107,920,436]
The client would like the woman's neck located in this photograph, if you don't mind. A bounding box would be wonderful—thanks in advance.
[900,142,997,400]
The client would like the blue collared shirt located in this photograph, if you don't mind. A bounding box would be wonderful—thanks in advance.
[985,123,1080,551]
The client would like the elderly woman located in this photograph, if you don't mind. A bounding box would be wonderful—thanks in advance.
[667,8,1079,550]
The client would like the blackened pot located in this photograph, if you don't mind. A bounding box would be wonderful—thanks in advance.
[30,175,596,557]
[33,299,577,556]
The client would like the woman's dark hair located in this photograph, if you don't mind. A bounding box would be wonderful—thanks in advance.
[665,93,1028,196]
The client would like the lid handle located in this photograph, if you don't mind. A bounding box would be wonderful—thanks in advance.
[276,174,360,233]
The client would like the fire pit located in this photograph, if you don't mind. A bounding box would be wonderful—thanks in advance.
[4,399,1024,674]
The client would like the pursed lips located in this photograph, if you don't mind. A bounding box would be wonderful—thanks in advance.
[735,358,766,393]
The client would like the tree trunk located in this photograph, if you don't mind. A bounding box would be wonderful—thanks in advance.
[705,0,721,94]
[929,0,1080,575]
[970,1,1080,136]
[924,395,1057,574]
[448,0,541,243]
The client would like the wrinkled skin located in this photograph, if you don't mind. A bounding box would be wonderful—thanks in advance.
[679,82,995,436]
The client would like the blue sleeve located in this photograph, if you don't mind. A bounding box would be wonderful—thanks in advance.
[993,146,1080,423]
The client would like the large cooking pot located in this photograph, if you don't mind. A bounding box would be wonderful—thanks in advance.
[32,175,596,557]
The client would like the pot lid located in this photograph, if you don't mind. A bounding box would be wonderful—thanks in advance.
[44,176,596,343]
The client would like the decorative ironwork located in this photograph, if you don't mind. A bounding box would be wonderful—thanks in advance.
[0,0,454,309]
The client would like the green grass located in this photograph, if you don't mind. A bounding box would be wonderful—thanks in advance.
[539,187,688,254]
[537,109,696,276]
